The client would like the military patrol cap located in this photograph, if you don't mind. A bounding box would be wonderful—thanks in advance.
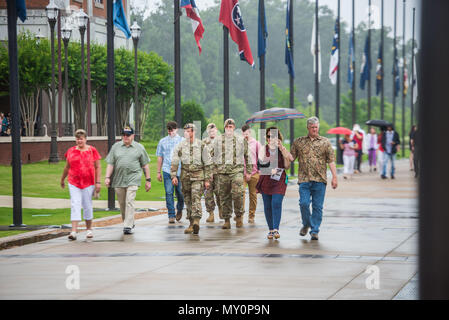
[224,118,235,127]
[183,123,196,130]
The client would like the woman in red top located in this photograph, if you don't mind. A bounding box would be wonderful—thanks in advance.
[256,127,292,240]
[61,129,101,240]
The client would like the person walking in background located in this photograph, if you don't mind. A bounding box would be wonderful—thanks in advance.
[380,125,401,179]
[0,112,4,135]
[352,124,365,173]
[212,119,251,229]
[410,125,419,178]
[202,123,222,222]
[377,129,385,172]
[290,117,338,241]
[156,121,184,224]
[256,127,292,239]
[105,126,151,234]
[409,125,417,171]
[60,129,101,240]
[1,112,9,136]
[171,124,211,235]
[366,127,379,172]
[339,134,358,179]
[242,124,262,224]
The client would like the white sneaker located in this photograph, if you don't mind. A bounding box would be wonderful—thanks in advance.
[68,232,77,240]
[86,229,93,239]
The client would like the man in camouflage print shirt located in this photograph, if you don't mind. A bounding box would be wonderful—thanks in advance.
[290,117,338,241]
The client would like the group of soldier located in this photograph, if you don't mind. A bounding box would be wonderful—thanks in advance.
[169,118,252,235]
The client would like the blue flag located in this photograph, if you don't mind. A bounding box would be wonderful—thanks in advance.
[16,0,27,22]
[113,0,131,39]
[376,43,383,95]
[347,32,354,86]
[392,51,400,97]
[258,0,268,70]
[285,0,294,78]
[359,35,371,90]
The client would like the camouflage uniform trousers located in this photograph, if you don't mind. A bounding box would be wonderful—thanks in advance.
[217,172,245,219]
[181,178,204,220]
[205,174,221,214]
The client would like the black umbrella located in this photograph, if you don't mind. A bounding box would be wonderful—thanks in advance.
[365,119,393,129]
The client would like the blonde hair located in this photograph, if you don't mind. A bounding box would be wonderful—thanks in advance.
[75,129,87,139]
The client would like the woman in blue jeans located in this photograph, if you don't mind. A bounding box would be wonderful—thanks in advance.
[256,127,292,239]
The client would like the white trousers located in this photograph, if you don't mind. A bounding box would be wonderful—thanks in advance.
[68,183,94,221]
[343,155,355,175]
[115,186,138,229]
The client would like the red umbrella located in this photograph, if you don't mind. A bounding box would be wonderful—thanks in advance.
[327,127,352,135]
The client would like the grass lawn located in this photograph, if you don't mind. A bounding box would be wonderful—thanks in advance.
[0,142,167,201]
[0,207,118,238]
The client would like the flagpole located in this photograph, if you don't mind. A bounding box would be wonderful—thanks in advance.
[224,26,229,121]
[393,0,397,127]
[381,0,384,119]
[336,0,342,165]
[410,7,415,127]
[7,0,24,226]
[107,0,116,211]
[401,0,406,157]
[314,0,319,117]
[351,0,355,125]
[289,0,295,175]
[259,0,266,130]
[174,0,181,126]
[367,0,371,122]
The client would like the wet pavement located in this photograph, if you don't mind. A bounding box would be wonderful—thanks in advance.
[0,159,418,299]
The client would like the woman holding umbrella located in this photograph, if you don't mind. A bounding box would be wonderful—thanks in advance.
[339,134,358,179]
[256,127,292,240]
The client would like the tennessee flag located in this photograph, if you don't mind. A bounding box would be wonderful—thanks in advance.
[219,0,254,67]
[181,0,205,54]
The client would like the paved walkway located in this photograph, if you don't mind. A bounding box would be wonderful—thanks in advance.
[0,159,417,299]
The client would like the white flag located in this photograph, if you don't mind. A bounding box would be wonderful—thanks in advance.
[311,14,321,82]
[329,19,339,85]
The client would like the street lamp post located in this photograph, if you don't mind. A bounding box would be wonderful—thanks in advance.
[130,21,141,141]
[62,24,72,136]
[77,9,88,130]
[161,91,167,138]
[46,1,59,163]
[307,94,314,118]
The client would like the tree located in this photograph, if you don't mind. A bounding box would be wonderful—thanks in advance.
[181,99,207,133]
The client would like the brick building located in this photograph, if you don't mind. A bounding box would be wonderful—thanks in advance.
[0,0,131,136]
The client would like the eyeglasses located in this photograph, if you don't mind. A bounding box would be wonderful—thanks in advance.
[208,125,215,129]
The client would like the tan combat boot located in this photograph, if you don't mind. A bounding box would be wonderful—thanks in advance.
[206,212,215,223]
[235,216,243,228]
[193,218,201,234]
[184,218,194,234]
[222,218,231,229]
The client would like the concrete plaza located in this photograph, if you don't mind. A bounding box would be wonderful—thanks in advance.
[0,159,418,299]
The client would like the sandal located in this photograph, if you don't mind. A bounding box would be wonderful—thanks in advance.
[273,231,280,239]
[267,232,274,240]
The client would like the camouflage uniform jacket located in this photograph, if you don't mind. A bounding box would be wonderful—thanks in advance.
[202,136,218,175]
[170,138,212,181]
[290,135,335,184]
[211,134,251,175]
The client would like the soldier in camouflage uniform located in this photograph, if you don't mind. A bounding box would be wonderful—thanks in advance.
[202,123,223,222]
[171,123,211,235]
[211,119,251,229]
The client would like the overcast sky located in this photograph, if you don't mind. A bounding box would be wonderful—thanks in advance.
[131,0,420,45]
